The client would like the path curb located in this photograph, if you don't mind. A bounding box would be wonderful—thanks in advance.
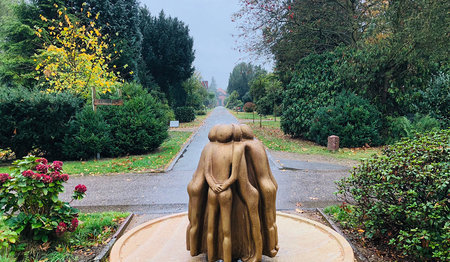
[93,213,134,262]
[266,149,284,170]
[317,208,369,262]
[165,111,213,172]
[165,126,202,172]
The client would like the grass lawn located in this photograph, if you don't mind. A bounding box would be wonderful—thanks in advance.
[245,121,381,161]
[0,131,192,175]
[2,212,129,262]
[229,110,276,120]
[176,110,212,129]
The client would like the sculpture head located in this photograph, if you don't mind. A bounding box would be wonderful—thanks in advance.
[208,125,218,142]
[215,124,233,143]
[240,124,254,140]
[231,124,242,142]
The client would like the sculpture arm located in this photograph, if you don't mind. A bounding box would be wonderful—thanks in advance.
[222,144,243,190]
[204,151,222,193]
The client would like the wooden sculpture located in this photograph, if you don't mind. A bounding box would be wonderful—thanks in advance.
[187,124,278,262]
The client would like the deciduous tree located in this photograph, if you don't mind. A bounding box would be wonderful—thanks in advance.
[34,5,121,98]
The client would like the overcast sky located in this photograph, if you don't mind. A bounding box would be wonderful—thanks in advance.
[140,0,273,91]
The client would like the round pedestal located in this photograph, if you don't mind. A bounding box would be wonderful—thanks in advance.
[110,212,354,262]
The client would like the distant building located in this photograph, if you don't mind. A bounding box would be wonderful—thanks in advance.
[201,81,209,89]
[216,88,227,106]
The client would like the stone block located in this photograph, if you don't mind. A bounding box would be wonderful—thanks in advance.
[327,135,339,151]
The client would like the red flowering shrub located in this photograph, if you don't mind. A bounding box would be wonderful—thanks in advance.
[73,184,87,200]
[0,156,86,242]
[0,173,11,184]
[243,102,256,112]
[75,184,87,194]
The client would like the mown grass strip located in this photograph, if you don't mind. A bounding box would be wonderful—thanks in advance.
[245,122,380,161]
[0,131,192,175]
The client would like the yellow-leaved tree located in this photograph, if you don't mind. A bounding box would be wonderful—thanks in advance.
[34,4,123,98]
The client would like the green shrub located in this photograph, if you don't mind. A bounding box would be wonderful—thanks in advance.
[308,92,383,147]
[0,88,83,158]
[0,216,18,260]
[255,96,273,115]
[103,83,170,156]
[0,156,86,243]
[416,72,449,127]
[281,50,344,138]
[243,102,256,112]
[195,108,207,115]
[62,107,113,160]
[413,114,441,133]
[386,115,441,145]
[385,116,413,144]
[174,106,195,123]
[323,204,358,229]
[337,130,450,261]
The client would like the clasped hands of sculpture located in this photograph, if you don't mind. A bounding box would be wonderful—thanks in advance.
[187,124,279,262]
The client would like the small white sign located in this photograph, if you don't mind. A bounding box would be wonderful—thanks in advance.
[170,121,180,128]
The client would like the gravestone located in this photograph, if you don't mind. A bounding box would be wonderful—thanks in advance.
[327,135,339,151]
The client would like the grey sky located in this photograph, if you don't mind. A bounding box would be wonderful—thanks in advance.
[140,0,272,91]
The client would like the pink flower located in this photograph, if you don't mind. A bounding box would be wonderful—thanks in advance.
[36,158,48,165]
[22,170,35,178]
[60,174,69,182]
[68,217,79,232]
[74,184,87,194]
[33,173,42,180]
[56,222,67,236]
[0,173,11,184]
[52,161,63,171]
[35,164,48,174]
[41,175,52,183]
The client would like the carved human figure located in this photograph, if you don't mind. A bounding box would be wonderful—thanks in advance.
[204,124,244,262]
[240,124,279,256]
[186,125,218,256]
[187,124,278,262]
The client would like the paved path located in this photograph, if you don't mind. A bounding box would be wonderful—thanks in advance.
[61,107,350,216]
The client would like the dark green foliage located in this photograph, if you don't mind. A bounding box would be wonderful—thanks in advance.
[415,72,450,127]
[337,130,450,261]
[227,62,266,100]
[183,75,208,110]
[102,83,170,156]
[270,0,356,73]
[281,50,344,138]
[386,114,442,144]
[0,0,64,87]
[250,73,283,116]
[195,109,206,115]
[139,9,195,106]
[68,0,142,82]
[385,116,413,145]
[0,88,83,158]
[62,107,112,160]
[225,91,243,110]
[413,115,441,134]
[174,106,195,123]
[308,92,383,147]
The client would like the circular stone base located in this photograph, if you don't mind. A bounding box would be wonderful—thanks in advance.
[110,212,354,262]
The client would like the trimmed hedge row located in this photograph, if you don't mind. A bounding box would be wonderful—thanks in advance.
[0,84,171,160]
[0,88,83,158]
[174,106,195,123]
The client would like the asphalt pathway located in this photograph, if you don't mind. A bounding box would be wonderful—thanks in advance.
[61,107,351,215]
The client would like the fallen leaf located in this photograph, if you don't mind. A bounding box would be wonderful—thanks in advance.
[295,208,304,213]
